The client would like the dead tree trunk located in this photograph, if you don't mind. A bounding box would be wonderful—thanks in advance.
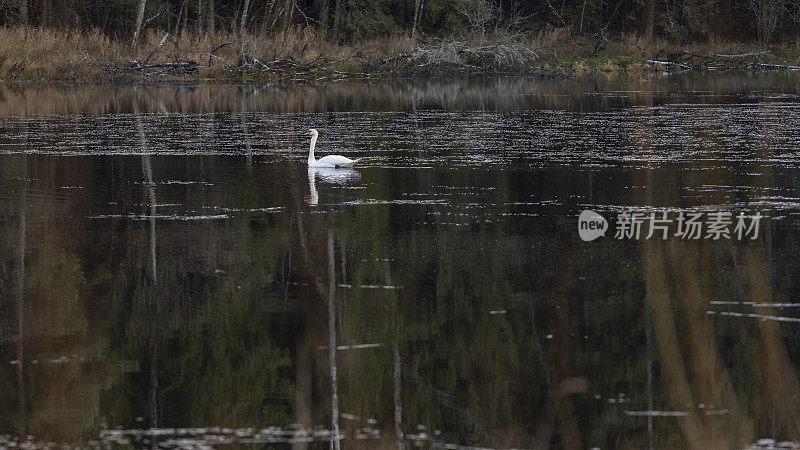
[39,0,52,27]
[318,0,329,32]
[206,0,215,37]
[283,0,295,34]
[644,0,656,43]
[260,0,276,35]
[132,0,147,46]
[181,0,188,35]
[238,0,251,39]
[196,0,203,33]
[19,0,27,26]
[749,0,783,44]
[411,0,423,38]
[331,0,342,40]
[174,0,189,37]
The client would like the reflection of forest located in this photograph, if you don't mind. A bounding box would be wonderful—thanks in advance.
[2,80,800,448]
[2,72,800,117]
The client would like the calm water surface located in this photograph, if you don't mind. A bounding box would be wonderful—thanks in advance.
[2,73,800,448]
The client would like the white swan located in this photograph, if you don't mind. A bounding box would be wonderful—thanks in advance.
[305,129,361,168]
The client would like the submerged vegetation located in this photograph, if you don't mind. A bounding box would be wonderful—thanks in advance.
[1,0,800,82]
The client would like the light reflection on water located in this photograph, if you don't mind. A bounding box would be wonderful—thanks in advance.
[2,73,800,448]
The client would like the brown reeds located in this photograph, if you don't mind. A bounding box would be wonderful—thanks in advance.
[0,25,799,83]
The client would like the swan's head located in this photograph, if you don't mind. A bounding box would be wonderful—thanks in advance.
[303,128,318,138]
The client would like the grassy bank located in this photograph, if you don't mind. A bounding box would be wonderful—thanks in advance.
[1,26,800,84]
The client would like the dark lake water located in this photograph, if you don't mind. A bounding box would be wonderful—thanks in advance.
[3,73,800,448]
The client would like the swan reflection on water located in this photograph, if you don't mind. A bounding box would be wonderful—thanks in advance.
[307,167,361,205]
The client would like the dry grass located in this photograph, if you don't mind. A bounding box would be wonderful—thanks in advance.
[0,25,799,83]
[0,26,350,82]
[0,27,114,81]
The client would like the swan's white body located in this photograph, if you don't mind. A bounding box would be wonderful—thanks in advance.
[306,129,361,168]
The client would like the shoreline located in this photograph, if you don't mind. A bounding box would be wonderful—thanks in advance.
[1,26,800,86]
[5,60,800,86]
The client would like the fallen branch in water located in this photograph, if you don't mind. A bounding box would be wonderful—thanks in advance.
[645,50,800,72]
[646,59,691,69]
[713,51,770,58]
[109,57,200,74]
[140,62,201,69]
[123,61,200,73]
[755,62,800,70]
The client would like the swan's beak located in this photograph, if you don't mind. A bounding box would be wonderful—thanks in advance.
[303,131,310,136]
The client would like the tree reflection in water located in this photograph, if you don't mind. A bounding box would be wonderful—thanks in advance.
[2,73,800,448]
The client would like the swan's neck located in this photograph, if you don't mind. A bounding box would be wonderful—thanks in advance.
[308,135,318,164]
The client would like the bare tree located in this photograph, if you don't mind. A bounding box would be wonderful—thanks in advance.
[457,0,526,38]
[196,0,204,34]
[283,0,295,34]
[132,0,147,46]
[458,0,497,40]
[238,0,251,39]
[261,0,296,36]
[19,0,27,26]
[643,0,656,42]
[39,0,52,27]
[411,0,424,38]
[181,0,189,35]
[173,0,189,37]
[261,0,275,35]
[318,0,330,32]
[748,0,784,43]
[331,0,342,40]
[207,0,215,37]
